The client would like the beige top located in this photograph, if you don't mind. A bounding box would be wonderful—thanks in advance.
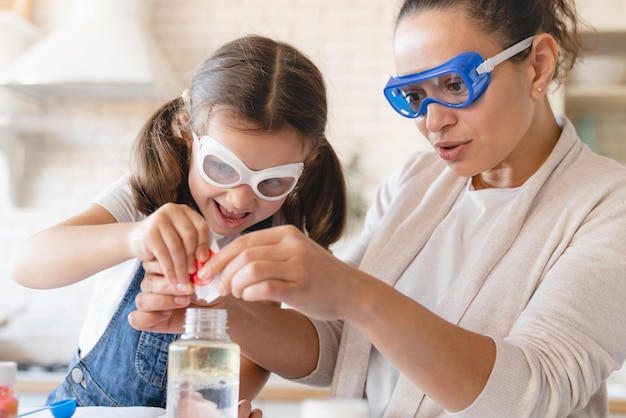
[297,117,626,417]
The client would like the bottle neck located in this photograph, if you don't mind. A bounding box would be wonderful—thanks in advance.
[182,308,230,341]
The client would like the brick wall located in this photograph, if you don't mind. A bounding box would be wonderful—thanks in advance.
[0,0,427,363]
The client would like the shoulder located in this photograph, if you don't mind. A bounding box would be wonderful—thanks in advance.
[537,117,626,203]
[91,173,145,223]
[553,135,626,201]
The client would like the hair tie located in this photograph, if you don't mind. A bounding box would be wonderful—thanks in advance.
[181,89,191,107]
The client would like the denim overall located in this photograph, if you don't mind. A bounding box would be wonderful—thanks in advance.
[47,264,174,407]
[47,217,273,407]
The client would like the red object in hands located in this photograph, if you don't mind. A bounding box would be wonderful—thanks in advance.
[191,249,214,285]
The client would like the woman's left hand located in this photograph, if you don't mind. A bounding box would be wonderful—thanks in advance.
[198,225,365,321]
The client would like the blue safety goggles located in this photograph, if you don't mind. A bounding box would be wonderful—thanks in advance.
[383,36,536,118]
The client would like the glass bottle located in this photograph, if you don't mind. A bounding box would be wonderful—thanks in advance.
[167,308,240,418]
[0,361,18,418]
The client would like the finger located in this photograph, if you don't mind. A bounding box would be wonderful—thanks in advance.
[142,259,162,274]
[170,210,211,283]
[206,240,287,290]
[195,244,212,264]
[135,289,190,311]
[192,246,212,285]
[208,227,285,268]
[141,272,192,295]
[227,258,292,299]
[158,217,197,283]
[239,279,290,303]
[238,400,263,418]
[127,309,174,332]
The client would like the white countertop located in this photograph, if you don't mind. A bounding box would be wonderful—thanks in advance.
[17,370,329,403]
[18,406,165,417]
[17,369,626,413]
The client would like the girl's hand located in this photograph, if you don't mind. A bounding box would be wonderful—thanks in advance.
[201,225,360,321]
[129,258,215,333]
[129,262,190,333]
[238,400,263,418]
[127,203,212,286]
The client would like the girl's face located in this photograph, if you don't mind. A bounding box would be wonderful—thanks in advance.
[187,116,308,238]
[394,7,546,187]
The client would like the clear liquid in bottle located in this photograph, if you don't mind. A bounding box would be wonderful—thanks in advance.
[167,309,240,418]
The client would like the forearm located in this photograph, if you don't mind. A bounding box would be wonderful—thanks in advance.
[346,276,495,412]
[11,222,136,289]
[239,354,270,400]
[220,298,319,380]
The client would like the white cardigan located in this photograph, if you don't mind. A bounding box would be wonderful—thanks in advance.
[299,117,626,417]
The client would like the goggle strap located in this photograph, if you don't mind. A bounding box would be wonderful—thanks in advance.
[476,35,536,75]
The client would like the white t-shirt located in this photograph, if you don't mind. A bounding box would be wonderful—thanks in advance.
[78,174,236,357]
[365,179,521,418]
[78,174,146,356]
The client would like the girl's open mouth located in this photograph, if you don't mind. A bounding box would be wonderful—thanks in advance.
[216,202,250,227]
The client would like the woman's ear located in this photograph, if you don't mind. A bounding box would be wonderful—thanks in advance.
[529,33,559,98]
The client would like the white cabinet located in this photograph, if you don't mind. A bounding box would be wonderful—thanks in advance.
[576,0,626,32]
[560,1,626,163]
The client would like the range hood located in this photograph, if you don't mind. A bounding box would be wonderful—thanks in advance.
[0,0,182,100]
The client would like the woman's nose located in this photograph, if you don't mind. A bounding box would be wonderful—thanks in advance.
[422,102,456,133]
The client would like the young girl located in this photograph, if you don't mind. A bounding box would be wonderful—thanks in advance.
[132,1,626,417]
[10,34,347,408]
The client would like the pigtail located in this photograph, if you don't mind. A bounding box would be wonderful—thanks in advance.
[129,97,193,215]
[282,138,347,250]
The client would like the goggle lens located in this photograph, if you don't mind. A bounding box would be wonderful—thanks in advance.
[202,155,241,185]
[258,177,298,198]
[388,70,474,117]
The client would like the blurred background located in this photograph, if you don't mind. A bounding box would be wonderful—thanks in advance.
[0,0,424,367]
[1,0,625,415]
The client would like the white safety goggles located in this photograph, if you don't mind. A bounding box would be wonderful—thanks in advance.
[193,133,304,201]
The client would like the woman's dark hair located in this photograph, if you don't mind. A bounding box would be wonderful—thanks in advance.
[129,35,346,249]
[396,0,584,85]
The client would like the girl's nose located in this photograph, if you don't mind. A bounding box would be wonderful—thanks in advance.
[224,184,257,211]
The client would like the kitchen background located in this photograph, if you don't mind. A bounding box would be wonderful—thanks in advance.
[1,0,626,415]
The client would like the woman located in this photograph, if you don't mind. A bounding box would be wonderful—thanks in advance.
[130,1,626,416]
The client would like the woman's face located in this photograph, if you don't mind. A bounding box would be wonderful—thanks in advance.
[188,115,308,238]
[394,7,541,186]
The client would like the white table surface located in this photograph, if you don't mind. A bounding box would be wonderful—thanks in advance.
[18,406,165,417]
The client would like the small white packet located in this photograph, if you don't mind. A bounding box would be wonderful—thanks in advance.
[194,272,222,303]
[194,235,222,303]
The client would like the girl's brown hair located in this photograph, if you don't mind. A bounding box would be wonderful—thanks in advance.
[129,35,347,249]
[396,0,584,86]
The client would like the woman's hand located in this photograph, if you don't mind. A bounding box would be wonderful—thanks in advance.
[200,225,362,321]
[127,203,213,286]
